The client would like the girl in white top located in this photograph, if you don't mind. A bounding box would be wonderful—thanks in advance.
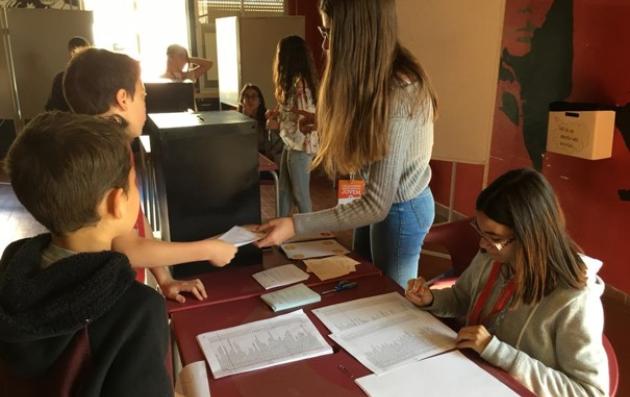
[266,35,319,216]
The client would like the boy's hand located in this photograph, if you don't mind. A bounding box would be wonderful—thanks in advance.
[159,277,207,303]
[456,325,492,354]
[207,239,237,267]
[405,277,434,307]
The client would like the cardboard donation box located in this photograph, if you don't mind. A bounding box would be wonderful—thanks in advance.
[546,110,615,160]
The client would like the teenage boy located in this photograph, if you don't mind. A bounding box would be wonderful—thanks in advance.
[0,112,171,396]
[63,48,236,303]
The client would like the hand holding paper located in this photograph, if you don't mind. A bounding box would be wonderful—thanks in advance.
[218,226,264,247]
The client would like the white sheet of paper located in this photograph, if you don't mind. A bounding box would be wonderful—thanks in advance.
[355,350,518,397]
[303,255,359,281]
[329,310,456,374]
[312,292,416,334]
[175,361,211,397]
[260,283,321,312]
[196,310,333,379]
[252,264,310,290]
[281,239,350,260]
[218,226,263,247]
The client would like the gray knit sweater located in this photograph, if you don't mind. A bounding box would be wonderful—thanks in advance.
[293,82,434,235]
[423,252,609,397]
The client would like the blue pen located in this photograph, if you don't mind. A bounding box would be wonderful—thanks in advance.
[321,280,358,295]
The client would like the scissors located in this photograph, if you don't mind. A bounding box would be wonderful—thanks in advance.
[321,280,358,295]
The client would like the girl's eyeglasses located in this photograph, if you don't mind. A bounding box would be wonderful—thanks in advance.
[469,220,515,252]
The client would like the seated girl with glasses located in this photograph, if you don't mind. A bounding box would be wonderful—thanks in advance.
[406,168,609,397]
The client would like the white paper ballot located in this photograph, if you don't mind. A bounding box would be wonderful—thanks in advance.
[313,292,415,334]
[252,264,310,290]
[196,310,333,379]
[355,350,518,397]
[218,226,264,247]
[280,239,350,260]
[175,361,211,397]
[260,283,321,312]
[329,310,456,375]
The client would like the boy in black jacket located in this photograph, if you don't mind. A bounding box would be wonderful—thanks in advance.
[0,112,172,396]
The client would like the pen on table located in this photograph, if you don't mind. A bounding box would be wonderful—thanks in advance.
[320,280,358,295]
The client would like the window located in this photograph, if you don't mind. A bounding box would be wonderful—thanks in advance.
[84,0,189,80]
[195,0,286,95]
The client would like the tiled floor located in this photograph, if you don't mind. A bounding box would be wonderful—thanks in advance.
[1,167,628,396]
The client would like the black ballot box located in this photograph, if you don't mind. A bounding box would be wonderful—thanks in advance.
[147,111,261,277]
[144,81,195,114]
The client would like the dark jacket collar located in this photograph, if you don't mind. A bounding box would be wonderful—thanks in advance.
[0,234,135,342]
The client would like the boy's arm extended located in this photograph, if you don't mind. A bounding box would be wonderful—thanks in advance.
[112,216,236,302]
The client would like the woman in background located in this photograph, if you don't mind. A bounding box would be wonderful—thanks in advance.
[266,35,319,216]
[237,84,283,165]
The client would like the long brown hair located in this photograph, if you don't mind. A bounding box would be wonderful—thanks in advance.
[314,0,438,177]
[476,168,587,305]
[272,35,319,106]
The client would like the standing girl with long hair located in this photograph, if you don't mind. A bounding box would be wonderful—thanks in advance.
[258,0,437,287]
[266,36,319,216]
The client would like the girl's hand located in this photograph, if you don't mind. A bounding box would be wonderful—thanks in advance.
[456,325,493,354]
[405,277,434,306]
[255,217,295,248]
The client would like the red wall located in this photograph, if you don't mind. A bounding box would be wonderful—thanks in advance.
[542,1,630,293]
[466,0,630,293]
[286,0,324,74]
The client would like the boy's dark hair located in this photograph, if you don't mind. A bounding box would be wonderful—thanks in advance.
[5,112,132,235]
[67,36,89,52]
[63,48,140,115]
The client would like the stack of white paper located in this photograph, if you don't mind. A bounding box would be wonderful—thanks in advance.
[196,310,332,379]
[312,292,416,333]
[252,264,310,290]
[355,350,518,397]
[329,310,456,374]
[218,226,264,247]
[280,239,349,260]
[260,283,321,312]
[303,256,359,281]
[313,292,456,374]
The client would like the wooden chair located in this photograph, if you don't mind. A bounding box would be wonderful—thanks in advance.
[603,334,619,397]
[422,217,479,288]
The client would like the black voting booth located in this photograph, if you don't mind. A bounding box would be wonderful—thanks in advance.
[147,111,261,277]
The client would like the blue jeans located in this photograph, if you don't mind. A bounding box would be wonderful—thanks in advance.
[279,148,313,216]
[353,187,435,287]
